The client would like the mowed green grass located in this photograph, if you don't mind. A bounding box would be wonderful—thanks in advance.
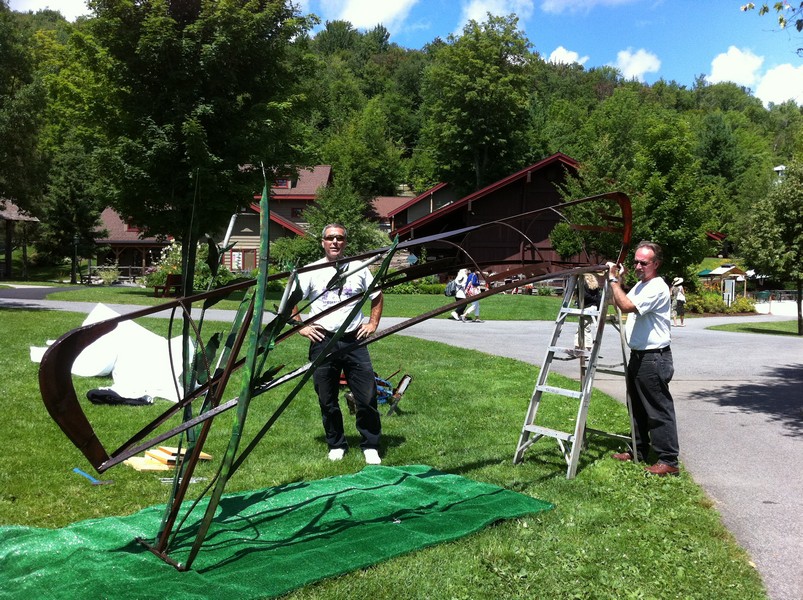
[42,282,566,320]
[0,307,766,599]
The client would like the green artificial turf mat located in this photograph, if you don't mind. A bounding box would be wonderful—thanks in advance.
[0,464,553,599]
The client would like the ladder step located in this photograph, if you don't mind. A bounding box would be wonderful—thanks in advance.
[560,307,601,317]
[596,367,625,376]
[548,345,589,357]
[523,424,575,442]
[535,384,582,399]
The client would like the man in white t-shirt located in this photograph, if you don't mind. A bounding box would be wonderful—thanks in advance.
[607,241,679,476]
[293,224,384,465]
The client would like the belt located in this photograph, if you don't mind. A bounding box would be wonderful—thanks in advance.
[631,346,670,355]
[322,329,358,340]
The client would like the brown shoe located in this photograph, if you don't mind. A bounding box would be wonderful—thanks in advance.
[644,463,679,476]
[612,451,634,462]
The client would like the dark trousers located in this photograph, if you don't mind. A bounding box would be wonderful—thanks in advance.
[454,298,467,316]
[627,349,679,467]
[309,334,381,451]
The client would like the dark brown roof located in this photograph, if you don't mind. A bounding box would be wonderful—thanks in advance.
[272,165,332,198]
[387,182,450,218]
[248,202,307,236]
[391,153,579,237]
[95,207,163,242]
[0,199,39,223]
[371,196,412,219]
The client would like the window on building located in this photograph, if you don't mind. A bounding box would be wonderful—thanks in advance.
[291,207,303,218]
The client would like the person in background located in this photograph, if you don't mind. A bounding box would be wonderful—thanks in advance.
[671,277,686,327]
[572,272,602,353]
[293,223,383,465]
[450,268,469,322]
[464,268,484,323]
[607,241,680,477]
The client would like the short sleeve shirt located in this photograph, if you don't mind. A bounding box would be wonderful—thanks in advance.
[625,276,672,350]
[295,258,379,333]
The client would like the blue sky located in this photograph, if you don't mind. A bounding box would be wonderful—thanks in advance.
[10,0,803,106]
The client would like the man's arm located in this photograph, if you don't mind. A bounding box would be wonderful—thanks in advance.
[606,262,638,314]
[292,304,326,342]
[358,292,383,339]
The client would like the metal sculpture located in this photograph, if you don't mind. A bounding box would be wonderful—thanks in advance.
[39,191,631,570]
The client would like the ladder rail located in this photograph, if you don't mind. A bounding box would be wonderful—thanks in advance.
[514,273,633,478]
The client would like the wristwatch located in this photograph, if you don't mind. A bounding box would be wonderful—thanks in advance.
[608,276,619,283]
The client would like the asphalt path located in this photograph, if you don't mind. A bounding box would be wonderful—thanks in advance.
[2,288,801,600]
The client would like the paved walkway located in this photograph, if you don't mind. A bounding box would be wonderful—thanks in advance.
[2,290,800,599]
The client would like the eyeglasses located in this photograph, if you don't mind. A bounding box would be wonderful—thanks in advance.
[633,259,652,266]
[323,235,346,242]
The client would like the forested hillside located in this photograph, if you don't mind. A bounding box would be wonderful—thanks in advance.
[1,2,801,282]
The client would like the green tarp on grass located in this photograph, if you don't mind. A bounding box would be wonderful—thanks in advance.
[0,465,553,599]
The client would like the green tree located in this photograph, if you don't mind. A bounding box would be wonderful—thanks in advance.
[419,14,533,194]
[737,161,803,334]
[627,115,710,275]
[35,136,104,268]
[322,97,403,198]
[0,2,46,208]
[86,0,311,289]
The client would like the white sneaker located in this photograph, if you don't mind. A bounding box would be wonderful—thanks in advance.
[363,449,381,465]
[328,448,345,461]
[450,311,460,321]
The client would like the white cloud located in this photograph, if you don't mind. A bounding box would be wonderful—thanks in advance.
[755,63,803,106]
[548,46,589,66]
[708,46,763,87]
[335,0,420,31]
[540,0,638,15]
[455,0,535,35]
[8,0,90,21]
[612,48,660,81]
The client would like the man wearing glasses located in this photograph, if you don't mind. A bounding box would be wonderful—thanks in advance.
[606,241,679,476]
[293,224,384,465]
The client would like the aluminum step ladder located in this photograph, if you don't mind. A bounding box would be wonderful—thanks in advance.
[513,272,636,479]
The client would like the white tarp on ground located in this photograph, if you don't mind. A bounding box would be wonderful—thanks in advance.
[30,303,189,402]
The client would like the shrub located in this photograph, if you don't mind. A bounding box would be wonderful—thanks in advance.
[727,296,756,314]
[144,241,235,291]
[95,264,120,286]
[686,291,728,314]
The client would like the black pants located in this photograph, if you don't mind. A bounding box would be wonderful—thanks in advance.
[627,348,679,467]
[309,334,381,451]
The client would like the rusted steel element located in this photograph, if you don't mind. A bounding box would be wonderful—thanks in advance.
[38,191,631,570]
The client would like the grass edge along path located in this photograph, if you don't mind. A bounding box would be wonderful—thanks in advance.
[0,308,767,599]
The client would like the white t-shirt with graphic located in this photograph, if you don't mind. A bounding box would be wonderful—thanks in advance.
[296,258,379,333]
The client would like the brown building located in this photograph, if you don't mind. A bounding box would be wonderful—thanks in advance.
[94,207,169,279]
[0,199,39,279]
[390,153,580,274]
[221,165,332,271]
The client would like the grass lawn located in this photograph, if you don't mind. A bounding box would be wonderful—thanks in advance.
[0,306,766,599]
[41,283,566,320]
[708,319,800,336]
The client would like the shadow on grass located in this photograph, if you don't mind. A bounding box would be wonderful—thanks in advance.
[687,362,803,436]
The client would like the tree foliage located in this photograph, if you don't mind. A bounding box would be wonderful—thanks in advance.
[419,14,533,195]
[737,161,803,333]
[84,0,311,284]
[0,3,45,208]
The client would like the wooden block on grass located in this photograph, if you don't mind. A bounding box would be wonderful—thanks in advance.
[123,456,172,472]
[158,446,212,461]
